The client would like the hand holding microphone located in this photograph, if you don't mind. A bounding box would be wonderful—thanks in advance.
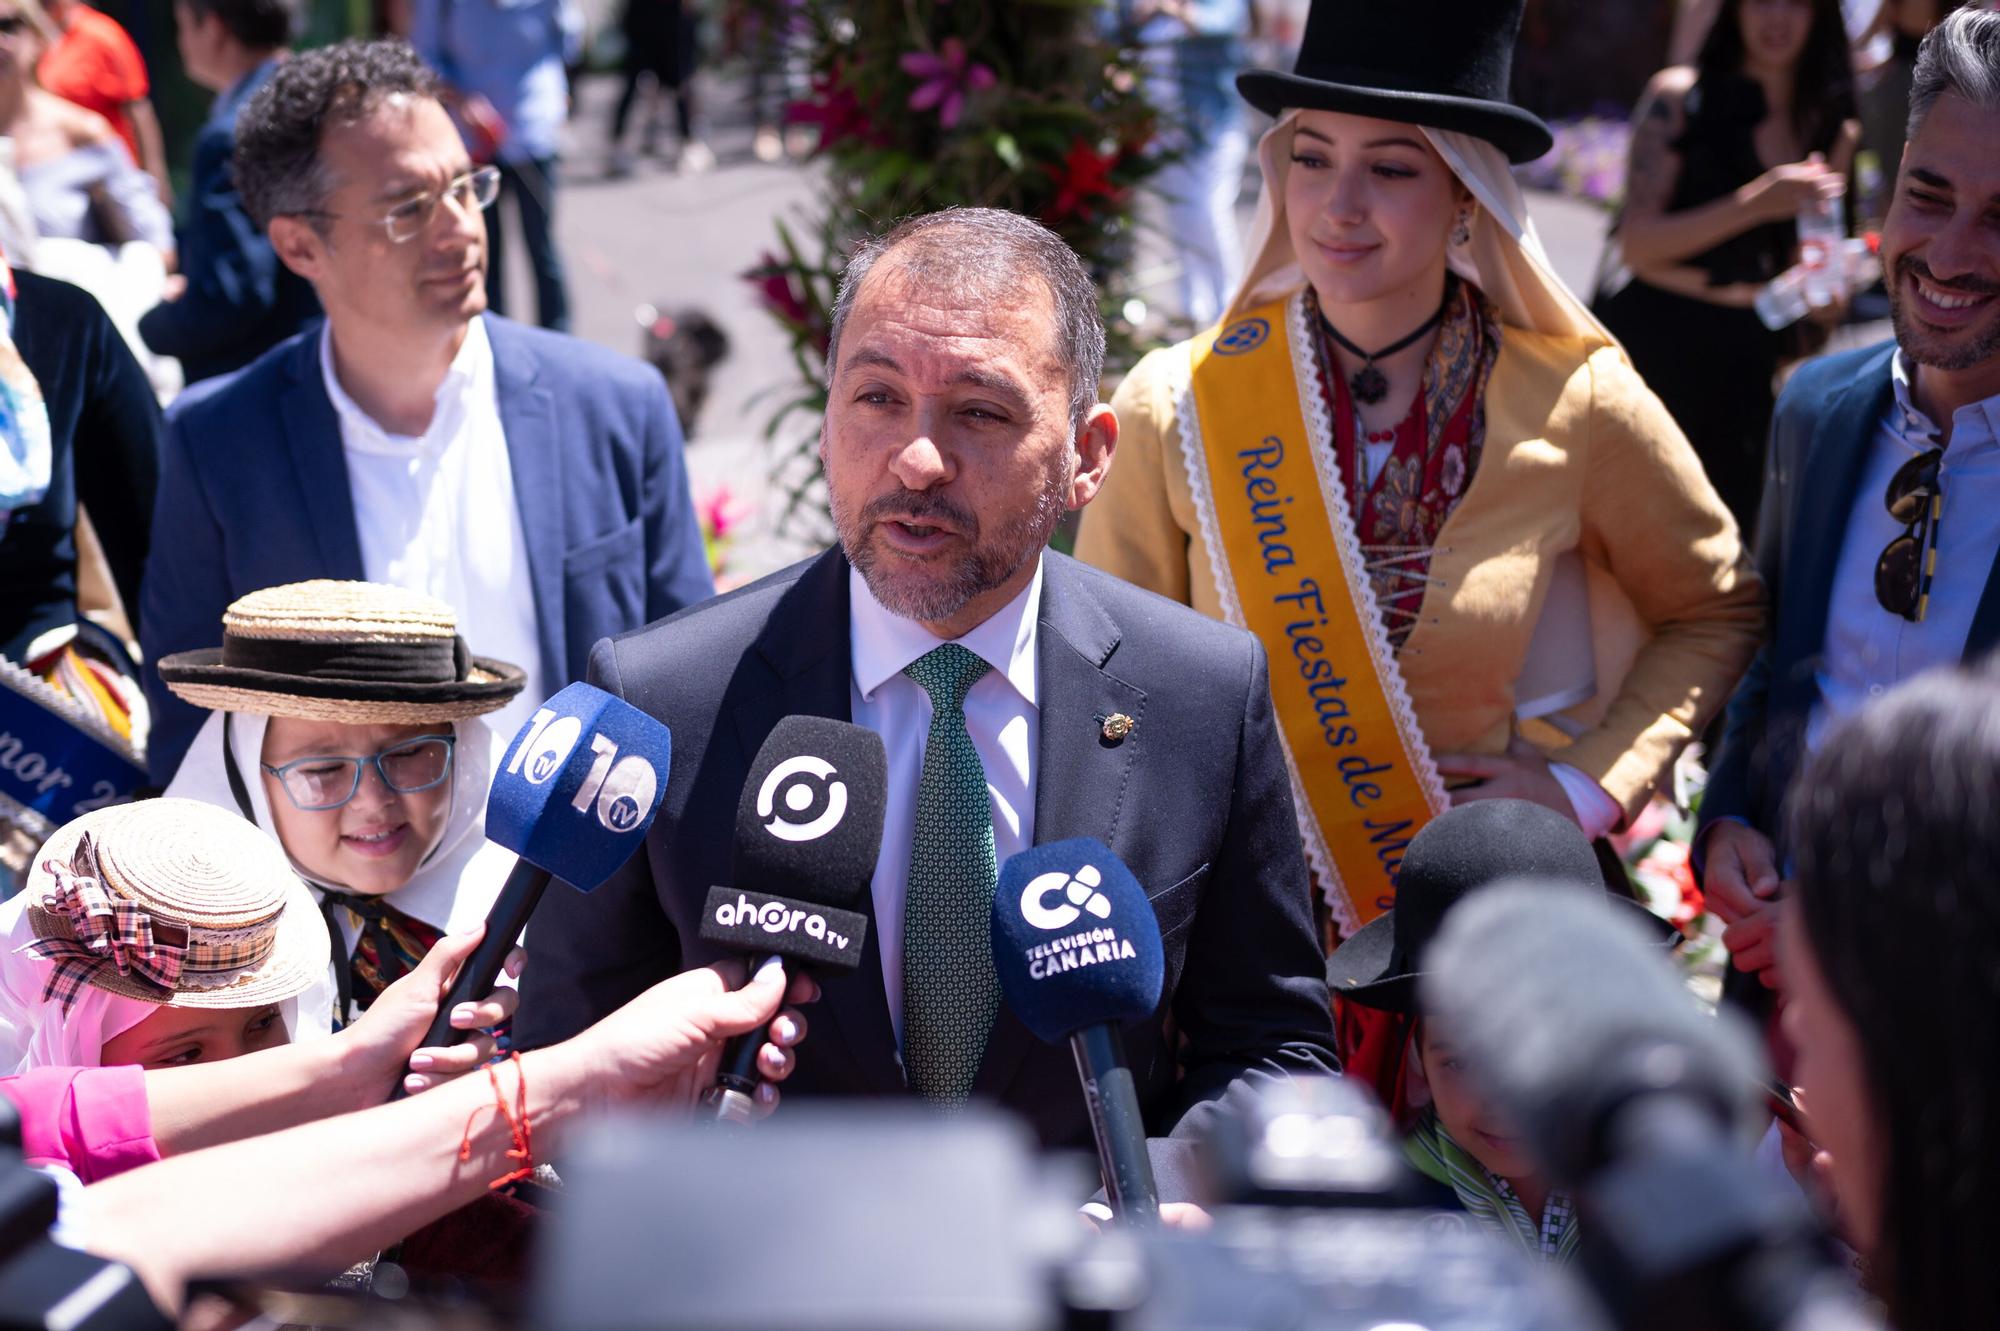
[990,837,1166,1226]
[389,682,673,1101]
[698,716,887,1121]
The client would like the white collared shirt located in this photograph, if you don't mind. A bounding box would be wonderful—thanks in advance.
[320,320,545,746]
[849,558,1043,1044]
[1808,350,2000,751]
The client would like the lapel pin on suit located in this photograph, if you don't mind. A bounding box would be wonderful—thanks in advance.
[1097,712,1136,744]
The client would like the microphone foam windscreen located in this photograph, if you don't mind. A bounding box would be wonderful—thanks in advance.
[486,682,672,893]
[989,837,1164,1045]
[731,716,887,909]
[1422,881,1765,1181]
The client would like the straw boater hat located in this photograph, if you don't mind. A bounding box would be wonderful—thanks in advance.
[1328,800,1677,1014]
[157,581,526,723]
[21,798,327,1009]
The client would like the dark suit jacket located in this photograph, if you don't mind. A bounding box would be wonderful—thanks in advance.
[136,58,320,383]
[515,548,1338,1173]
[139,314,715,783]
[1703,340,2000,848]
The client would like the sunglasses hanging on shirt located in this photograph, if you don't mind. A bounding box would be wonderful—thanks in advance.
[1875,447,1944,622]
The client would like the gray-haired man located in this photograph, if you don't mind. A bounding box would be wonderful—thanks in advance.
[1702,7,2000,992]
[517,207,1338,1208]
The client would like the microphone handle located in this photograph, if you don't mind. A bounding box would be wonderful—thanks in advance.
[708,953,787,1124]
[387,857,552,1103]
[1070,1023,1160,1225]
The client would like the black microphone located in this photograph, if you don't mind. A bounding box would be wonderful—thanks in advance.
[698,715,887,1122]
[1424,882,1877,1331]
[989,837,1165,1226]
[389,683,672,1101]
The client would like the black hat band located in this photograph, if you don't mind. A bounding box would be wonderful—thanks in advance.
[221,632,470,685]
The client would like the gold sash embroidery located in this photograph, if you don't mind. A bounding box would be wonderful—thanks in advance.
[1176,292,1447,933]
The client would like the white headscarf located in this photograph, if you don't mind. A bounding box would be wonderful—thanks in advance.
[0,836,334,1074]
[1226,110,1614,344]
[164,711,513,989]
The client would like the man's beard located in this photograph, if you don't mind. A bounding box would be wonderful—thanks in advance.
[1888,255,2000,372]
[833,452,1071,626]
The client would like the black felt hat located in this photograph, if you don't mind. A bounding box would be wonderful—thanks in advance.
[1236,0,1554,165]
[157,580,526,724]
[1327,800,1678,1013]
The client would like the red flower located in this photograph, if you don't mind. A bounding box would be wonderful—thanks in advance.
[784,68,885,153]
[745,254,807,326]
[1042,137,1124,223]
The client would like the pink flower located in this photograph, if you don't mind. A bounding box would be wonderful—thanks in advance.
[899,38,996,130]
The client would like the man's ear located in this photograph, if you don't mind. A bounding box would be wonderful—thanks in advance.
[268,215,325,283]
[1066,404,1119,511]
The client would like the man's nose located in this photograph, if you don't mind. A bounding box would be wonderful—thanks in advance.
[888,431,953,491]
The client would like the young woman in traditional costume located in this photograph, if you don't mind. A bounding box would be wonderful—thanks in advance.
[1075,0,1762,1086]
[156,580,527,1029]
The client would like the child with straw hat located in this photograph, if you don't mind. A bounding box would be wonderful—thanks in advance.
[157,580,526,1027]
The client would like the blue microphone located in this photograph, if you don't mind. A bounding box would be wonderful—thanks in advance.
[990,837,1164,1224]
[392,683,672,1098]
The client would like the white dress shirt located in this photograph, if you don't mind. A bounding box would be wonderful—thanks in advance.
[849,558,1043,1043]
[321,320,545,747]
[1807,351,2000,753]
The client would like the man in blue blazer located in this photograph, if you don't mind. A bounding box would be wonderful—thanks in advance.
[137,0,319,382]
[140,39,712,784]
[514,209,1336,1204]
[1700,10,2000,992]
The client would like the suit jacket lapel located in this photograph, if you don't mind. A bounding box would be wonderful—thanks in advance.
[490,318,568,689]
[1777,349,1897,705]
[973,555,1146,1101]
[731,551,906,1091]
[278,332,364,577]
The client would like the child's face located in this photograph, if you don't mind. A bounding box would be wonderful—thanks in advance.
[259,717,455,897]
[1419,1021,1539,1183]
[99,1003,288,1069]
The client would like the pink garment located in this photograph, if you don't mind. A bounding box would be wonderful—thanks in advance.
[1,1065,159,1183]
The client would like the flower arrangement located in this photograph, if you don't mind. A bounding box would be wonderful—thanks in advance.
[743,0,1165,541]
[1513,114,1632,211]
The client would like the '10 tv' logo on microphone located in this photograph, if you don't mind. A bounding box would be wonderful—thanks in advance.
[507,706,659,835]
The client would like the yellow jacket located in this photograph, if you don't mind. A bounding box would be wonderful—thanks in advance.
[1074,323,1767,820]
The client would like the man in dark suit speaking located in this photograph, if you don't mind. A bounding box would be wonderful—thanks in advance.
[517,208,1337,1180]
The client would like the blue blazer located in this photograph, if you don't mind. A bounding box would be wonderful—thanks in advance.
[513,547,1338,1192]
[140,314,716,783]
[136,58,320,383]
[1703,340,2000,846]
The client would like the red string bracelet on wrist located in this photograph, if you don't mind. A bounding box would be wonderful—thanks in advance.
[458,1050,534,1190]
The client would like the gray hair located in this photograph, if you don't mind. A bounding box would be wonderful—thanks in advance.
[824,208,1106,429]
[1908,7,2000,140]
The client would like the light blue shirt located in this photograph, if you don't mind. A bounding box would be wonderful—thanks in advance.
[411,0,580,165]
[1807,352,2000,751]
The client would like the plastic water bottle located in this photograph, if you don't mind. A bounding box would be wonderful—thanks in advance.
[1796,185,1847,307]
[1755,266,1812,330]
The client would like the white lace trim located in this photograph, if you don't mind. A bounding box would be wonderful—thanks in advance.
[1286,292,1449,818]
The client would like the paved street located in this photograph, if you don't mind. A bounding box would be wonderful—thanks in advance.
[534,71,1623,585]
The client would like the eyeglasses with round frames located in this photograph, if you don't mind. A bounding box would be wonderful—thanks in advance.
[298,166,501,245]
[261,734,457,812]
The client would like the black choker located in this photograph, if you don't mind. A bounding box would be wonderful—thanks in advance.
[1320,299,1449,405]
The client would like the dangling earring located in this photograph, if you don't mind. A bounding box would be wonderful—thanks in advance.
[1451,208,1473,249]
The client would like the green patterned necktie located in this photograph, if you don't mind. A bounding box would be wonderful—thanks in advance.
[900,642,1000,1104]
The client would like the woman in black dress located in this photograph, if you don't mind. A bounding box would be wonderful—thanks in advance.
[1595,0,1859,539]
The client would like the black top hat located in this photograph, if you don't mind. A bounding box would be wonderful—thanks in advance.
[1236,0,1554,165]
[1327,800,1678,1013]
